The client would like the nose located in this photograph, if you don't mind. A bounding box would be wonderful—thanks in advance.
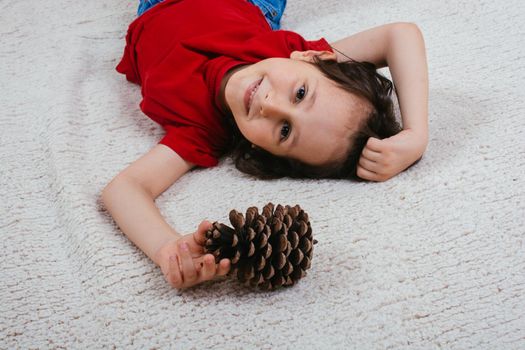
[259,90,288,119]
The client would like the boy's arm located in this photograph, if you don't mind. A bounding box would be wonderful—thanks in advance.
[101,144,230,288]
[330,22,428,181]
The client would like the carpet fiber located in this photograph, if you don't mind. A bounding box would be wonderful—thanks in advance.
[1,0,524,348]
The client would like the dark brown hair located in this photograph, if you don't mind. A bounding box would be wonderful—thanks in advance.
[228,57,401,179]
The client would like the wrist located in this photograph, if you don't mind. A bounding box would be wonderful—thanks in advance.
[152,231,181,266]
[403,127,428,149]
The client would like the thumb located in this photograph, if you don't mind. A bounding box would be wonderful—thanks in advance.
[194,220,213,246]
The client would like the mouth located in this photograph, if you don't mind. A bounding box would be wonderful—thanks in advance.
[244,78,263,115]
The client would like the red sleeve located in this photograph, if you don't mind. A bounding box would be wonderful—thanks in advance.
[304,37,333,52]
[159,124,220,167]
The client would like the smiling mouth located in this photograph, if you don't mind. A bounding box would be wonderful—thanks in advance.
[244,78,262,114]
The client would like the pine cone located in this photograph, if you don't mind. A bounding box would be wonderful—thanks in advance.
[204,203,317,291]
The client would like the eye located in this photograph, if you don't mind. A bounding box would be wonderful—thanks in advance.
[280,121,291,141]
[295,85,306,103]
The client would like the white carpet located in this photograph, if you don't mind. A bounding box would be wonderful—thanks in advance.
[1,0,524,348]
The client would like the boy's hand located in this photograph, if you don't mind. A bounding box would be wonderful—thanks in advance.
[155,221,231,289]
[357,129,427,182]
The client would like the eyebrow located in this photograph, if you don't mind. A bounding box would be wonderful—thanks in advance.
[289,83,316,150]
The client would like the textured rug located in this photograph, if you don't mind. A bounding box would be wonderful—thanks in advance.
[1,0,524,348]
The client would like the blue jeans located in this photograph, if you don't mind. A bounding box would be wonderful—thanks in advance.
[137,0,286,30]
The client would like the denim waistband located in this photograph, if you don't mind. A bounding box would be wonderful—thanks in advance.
[137,0,286,30]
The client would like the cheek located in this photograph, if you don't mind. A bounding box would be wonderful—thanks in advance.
[238,120,270,146]
[235,119,256,142]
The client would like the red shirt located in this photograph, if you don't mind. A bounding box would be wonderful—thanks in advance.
[116,0,332,167]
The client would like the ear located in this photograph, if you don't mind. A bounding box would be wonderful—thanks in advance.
[289,50,337,63]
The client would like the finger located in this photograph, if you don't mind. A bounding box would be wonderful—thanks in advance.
[193,220,213,246]
[365,137,383,152]
[356,165,380,182]
[361,147,382,162]
[179,242,198,284]
[199,254,217,281]
[358,165,390,182]
[168,254,183,288]
[195,257,204,273]
[358,157,381,173]
[216,258,231,277]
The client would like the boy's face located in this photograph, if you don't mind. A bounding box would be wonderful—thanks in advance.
[223,52,370,166]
